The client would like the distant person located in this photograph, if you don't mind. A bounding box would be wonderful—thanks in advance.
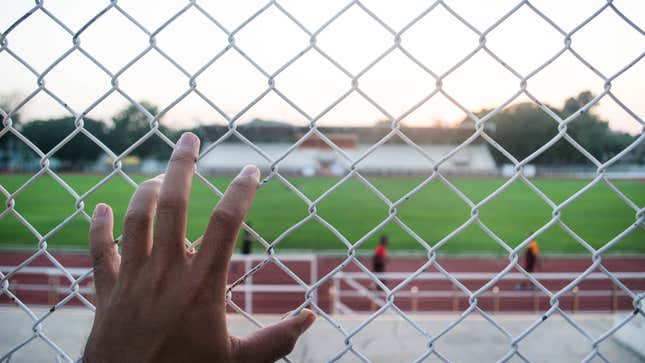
[372,235,388,274]
[525,236,539,274]
[241,222,253,255]
[372,235,389,291]
[521,234,540,290]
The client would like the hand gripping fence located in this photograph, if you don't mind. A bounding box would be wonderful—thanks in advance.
[1,0,644,362]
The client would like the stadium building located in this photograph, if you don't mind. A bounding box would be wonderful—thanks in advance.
[196,121,497,176]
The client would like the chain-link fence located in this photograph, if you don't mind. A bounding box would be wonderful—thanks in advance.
[1,0,644,362]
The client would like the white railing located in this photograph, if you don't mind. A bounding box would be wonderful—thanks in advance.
[0,254,318,314]
[331,271,645,314]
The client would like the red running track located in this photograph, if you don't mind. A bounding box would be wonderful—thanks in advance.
[1,252,643,313]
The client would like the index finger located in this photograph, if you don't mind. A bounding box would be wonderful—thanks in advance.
[153,132,200,261]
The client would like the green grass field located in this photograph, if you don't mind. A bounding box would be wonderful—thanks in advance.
[0,173,643,254]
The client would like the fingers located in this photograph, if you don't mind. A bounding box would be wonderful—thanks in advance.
[89,203,118,305]
[121,175,163,268]
[153,133,200,261]
[232,309,316,363]
[195,165,259,286]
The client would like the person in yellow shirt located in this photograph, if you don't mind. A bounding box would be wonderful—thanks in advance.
[525,237,539,274]
[520,234,540,290]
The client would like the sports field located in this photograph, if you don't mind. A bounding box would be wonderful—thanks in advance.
[0,174,643,253]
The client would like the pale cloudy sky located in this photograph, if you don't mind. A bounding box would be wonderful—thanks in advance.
[1,0,643,133]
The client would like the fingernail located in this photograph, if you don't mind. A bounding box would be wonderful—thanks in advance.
[239,164,260,182]
[93,204,108,218]
[294,309,316,333]
[177,132,199,150]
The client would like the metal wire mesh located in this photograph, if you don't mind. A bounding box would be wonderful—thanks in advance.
[1,0,644,362]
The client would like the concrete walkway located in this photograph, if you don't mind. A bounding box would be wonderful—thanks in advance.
[0,307,642,362]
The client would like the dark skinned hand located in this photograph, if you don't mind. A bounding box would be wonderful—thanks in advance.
[84,132,315,363]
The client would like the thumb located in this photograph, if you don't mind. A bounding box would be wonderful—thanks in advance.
[232,309,316,363]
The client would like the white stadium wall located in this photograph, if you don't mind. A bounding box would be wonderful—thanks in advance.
[197,142,497,176]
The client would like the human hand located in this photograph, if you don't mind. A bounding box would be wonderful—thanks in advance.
[84,132,315,363]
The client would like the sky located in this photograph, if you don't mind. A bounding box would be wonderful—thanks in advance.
[1,0,644,134]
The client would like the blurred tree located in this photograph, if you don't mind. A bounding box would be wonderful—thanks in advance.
[633,141,645,164]
[482,103,557,164]
[20,117,110,168]
[556,91,633,163]
[466,91,635,165]
[1,94,27,170]
[0,94,22,127]
[107,101,172,159]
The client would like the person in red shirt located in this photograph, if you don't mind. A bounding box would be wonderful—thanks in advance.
[372,235,388,275]
[371,235,389,293]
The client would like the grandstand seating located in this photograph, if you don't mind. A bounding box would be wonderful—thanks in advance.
[198,142,497,176]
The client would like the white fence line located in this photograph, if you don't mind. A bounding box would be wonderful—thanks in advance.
[331,271,645,314]
[335,271,645,281]
[0,254,318,313]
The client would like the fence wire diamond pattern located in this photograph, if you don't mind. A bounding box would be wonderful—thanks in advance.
[1,0,644,362]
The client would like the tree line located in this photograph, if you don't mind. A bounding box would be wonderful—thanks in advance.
[463,91,641,164]
[1,91,643,170]
[1,102,177,169]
